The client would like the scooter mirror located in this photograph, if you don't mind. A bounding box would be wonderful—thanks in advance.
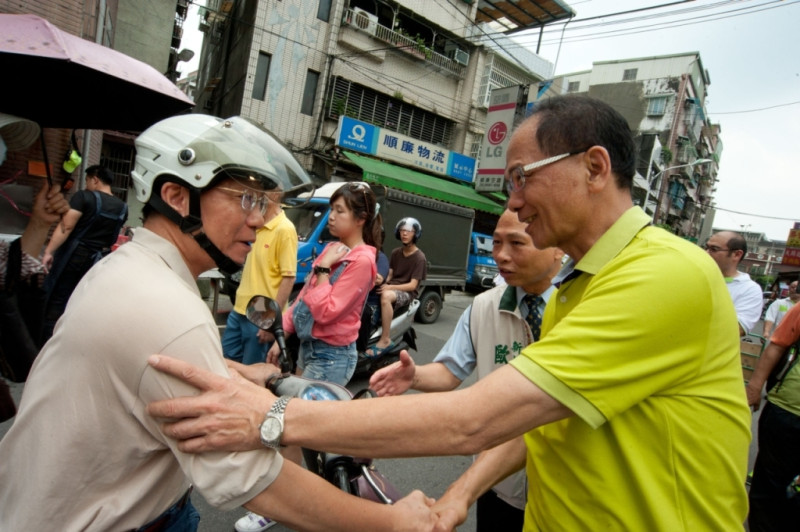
[245,295,281,331]
[245,295,292,373]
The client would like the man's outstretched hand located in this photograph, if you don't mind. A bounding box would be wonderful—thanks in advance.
[369,349,416,396]
[146,355,274,453]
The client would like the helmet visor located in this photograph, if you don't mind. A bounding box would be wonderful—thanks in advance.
[185,116,312,195]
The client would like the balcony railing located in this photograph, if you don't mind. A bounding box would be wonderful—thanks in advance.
[342,9,466,79]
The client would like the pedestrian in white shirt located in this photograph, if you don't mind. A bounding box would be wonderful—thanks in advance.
[704,230,763,335]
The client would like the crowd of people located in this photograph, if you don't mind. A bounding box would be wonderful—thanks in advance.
[0,95,797,531]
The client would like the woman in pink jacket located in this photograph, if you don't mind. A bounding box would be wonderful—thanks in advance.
[269,182,381,385]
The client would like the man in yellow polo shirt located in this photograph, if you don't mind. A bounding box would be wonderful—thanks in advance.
[221,188,297,532]
[222,188,297,367]
[146,95,751,531]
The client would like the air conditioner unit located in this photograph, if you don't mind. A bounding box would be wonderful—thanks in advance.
[449,49,470,66]
[352,8,378,36]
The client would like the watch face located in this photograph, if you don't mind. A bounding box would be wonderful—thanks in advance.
[260,417,283,444]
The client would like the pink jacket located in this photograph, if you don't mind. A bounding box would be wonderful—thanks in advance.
[284,242,377,346]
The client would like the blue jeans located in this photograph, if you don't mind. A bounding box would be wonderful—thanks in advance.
[298,339,357,386]
[135,495,200,532]
[222,311,270,365]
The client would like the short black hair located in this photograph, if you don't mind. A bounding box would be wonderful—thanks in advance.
[86,165,113,185]
[527,95,637,189]
[726,233,748,263]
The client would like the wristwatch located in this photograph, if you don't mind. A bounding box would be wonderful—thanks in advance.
[259,395,292,449]
[313,265,331,275]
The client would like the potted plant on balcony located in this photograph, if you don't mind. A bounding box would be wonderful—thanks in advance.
[392,28,430,60]
[413,35,432,60]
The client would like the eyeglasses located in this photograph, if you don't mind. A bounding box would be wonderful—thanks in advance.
[505,151,586,195]
[704,244,730,253]
[347,181,370,197]
[346,182,372,210]
[217,187,269,216]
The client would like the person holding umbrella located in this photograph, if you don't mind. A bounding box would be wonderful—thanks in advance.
[0,113,69,420]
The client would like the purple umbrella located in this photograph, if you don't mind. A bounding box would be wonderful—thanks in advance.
[0,13,194,131]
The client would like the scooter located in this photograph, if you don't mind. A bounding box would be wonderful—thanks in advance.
[245,295,402,502]
[353,299,419,379]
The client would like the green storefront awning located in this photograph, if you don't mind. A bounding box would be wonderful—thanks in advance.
[343,151,504,216]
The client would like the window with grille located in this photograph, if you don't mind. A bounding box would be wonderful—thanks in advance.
[100,141,135,202]
[327,77,455,147]
[466,131,482,161]
[676,141,697,163]
[252,52,271,101]
[477,54,538,108]
[647,96,667,116]
[567,81,580,93]
[622,68,638,81]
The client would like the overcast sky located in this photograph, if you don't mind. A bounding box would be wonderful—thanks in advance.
[180,0,799,240]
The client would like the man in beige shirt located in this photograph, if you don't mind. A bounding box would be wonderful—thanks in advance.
[0,114,434,531]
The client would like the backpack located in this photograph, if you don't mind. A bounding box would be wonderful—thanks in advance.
[767,338,800,393]
[44,191,128,295]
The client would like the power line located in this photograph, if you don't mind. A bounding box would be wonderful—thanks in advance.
[710,100,800,115]
[711,205,800,222]
[546,1,789,46]
[520,0,773,39]
[501,0,794,49]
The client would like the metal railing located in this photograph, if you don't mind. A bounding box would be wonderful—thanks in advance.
[342,9,466,79]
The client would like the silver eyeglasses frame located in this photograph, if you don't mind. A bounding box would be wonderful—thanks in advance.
[505,151,586,195]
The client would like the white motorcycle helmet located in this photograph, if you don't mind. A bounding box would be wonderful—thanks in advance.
[131,114,312,273]
[394,217,422,243]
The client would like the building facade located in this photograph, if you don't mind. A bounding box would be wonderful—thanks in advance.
[551,52,723,240]
[192,0,573,198]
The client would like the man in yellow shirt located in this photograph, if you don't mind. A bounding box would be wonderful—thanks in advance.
[222,188,297,366]
[147,95,751,531]
[221,188,297,532]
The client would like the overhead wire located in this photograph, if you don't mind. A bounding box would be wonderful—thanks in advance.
[492,0,795,49]
[710,100,800,115]
[536,1,791,46]
[711,206,800,222]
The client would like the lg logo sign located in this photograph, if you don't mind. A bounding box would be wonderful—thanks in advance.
[487,122,508,145]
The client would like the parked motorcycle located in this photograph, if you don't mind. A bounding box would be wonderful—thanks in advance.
[245,295,402,502]
[353,299,419,379]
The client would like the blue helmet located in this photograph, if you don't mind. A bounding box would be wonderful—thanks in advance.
[394,217,421,243]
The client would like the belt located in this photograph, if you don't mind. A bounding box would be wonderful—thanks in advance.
[137,487,192,532]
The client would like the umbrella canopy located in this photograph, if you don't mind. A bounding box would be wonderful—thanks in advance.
[0,13,194,131]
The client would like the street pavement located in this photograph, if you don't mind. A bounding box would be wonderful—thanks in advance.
[0,289,767,531]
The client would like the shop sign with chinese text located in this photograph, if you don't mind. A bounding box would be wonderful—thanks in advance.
[336,116,475,183]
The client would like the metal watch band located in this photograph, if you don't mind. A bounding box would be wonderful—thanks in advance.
[270,395,291,415]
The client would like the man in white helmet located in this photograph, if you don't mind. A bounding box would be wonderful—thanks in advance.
[0,115,435,531]
[371,217,427,355]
